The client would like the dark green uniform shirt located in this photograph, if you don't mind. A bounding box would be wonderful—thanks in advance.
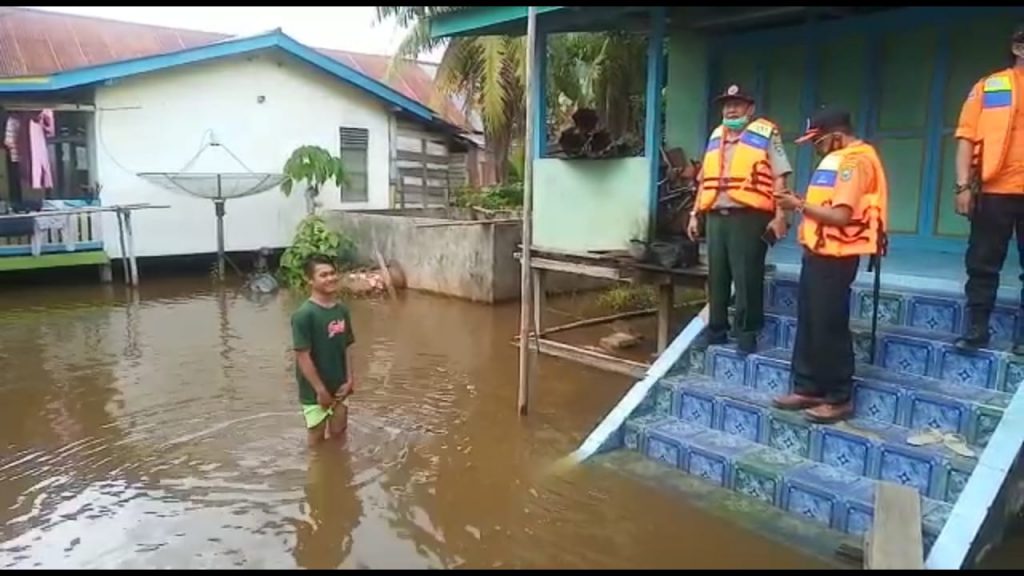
[291,299,355,405]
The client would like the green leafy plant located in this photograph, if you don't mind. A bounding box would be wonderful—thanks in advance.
[281,145,348,214]
[451,183,524,211]
[596,285,658,313]
[278,216,357,292]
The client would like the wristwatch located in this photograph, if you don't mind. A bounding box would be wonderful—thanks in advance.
[955,183,971,194]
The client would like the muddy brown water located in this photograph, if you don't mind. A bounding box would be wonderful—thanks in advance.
[0,277,832,568]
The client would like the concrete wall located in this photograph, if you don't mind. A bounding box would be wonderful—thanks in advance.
[324,209,608,303]
[93,51,397,259]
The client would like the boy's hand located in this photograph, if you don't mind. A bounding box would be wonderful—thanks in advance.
[316,388,334,409]
[337,380,354,400]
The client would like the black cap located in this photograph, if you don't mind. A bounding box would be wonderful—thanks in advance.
[1013,24,1024,44]
[795,106,853,144]
[713,83,755,105]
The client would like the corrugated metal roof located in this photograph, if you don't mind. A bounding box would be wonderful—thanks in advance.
[0,7,469,129]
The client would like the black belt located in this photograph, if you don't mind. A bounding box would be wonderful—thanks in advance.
[709,207,757,216]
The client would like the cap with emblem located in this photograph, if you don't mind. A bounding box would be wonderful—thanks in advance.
[713,83,755,105]
[795,106,853,144]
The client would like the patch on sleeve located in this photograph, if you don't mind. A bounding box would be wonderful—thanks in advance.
[839,165,855,182]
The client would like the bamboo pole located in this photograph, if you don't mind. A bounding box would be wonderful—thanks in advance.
[517,6,539,416]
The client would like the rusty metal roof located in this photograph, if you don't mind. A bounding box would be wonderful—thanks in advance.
[0,7,468,129]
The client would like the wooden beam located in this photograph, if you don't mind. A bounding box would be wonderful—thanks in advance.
[865,482,924,569]
[657,283,674,353]
[416,218,520,229]
[533,308,656,338]
[516,336,649,379]
[524,256,624,281]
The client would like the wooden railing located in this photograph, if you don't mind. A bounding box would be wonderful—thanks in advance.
[0,208,103,257]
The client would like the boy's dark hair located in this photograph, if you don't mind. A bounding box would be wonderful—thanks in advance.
[303,254,337,278]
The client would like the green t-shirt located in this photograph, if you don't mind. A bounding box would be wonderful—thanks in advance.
[291,299,355,405]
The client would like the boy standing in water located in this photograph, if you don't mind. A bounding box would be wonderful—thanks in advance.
[292,255,356,447]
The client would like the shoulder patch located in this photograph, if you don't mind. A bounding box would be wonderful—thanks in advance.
[984,75,1012,92]
[840,166,854,182]
[746,120,774,138]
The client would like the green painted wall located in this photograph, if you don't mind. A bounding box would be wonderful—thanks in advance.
[0,251,108,272]
[664,27,709,157]
[533,157,650,252]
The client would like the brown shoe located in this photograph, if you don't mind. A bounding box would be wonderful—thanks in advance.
[803,402,853,424]
[773,394,825,411]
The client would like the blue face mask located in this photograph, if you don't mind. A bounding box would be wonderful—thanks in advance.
[723,116,749,131]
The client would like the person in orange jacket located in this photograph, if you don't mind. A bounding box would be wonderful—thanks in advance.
[772,107,889,423]
[687,84,792,354]
[954,25,1024,354]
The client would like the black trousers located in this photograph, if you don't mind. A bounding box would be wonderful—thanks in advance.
[964,193,1024,328]
[705,208,772,339]
[791,251,860,404]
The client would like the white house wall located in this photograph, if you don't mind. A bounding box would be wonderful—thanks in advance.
[93,52,394,259]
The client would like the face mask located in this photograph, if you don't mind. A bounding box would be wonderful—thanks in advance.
[815,134,843,159]
[723,116,749,131]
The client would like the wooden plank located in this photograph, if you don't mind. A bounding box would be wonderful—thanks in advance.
[526,256,624,281]
[533,308,656,338]
[657,283,673,353]
[515,336,649,379]
[416,218,520,229]
[397,150,451,164]
[866,482,924,569]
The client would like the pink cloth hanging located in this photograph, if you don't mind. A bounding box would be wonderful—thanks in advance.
[28,110,53,190]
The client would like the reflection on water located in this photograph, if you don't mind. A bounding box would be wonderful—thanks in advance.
[0,278,822,569]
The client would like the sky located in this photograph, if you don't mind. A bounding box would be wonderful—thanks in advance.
[30,6,446,62]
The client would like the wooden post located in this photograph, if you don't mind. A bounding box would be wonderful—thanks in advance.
[657,282,674,353]
[124,210,139,287]
[116,209,130,286]
[533,268,546,335]
[517,6,539,416]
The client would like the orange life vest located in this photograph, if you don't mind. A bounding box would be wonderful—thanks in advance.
[972,69,1019,184]
[696,118,778,213]
[799,142,889,258]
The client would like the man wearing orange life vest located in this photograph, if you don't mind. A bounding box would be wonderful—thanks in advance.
[686,84,792,354]
[772,108,889,423]
[954,25,1024,354]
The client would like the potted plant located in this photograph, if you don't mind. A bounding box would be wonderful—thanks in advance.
[281,145,347,216]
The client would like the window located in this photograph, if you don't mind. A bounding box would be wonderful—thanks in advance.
[339,127,369,202]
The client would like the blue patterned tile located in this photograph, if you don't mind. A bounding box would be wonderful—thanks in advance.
[707,347,748,388]
[759,314,781,349]
[767,413,814,458]
[907,296,961,335]
[653,384,674,416]
[687,449,730,487]
[750,356,791,396]
[880,335,933,377]
[844,501,874,537]
[922,500,954,535]
[771,280,799,315]
[781,317,798,351]
[733,465,780,505]
[989,306,1019,344]
[623,414,671,453]
[852,380,902,425]
[936,346,998,390]
[944,468,971,504]
[678,389,717,428]
[878,445,938,497]
[1000,359,1024,395]
[857,290,904,327]
[908,392,967,435]
[645,435,683,467]
[820,429,872,477]
[853,331,875,365]
[970,405,1003,448]
[719,400,764,443]
[784,483,838,528]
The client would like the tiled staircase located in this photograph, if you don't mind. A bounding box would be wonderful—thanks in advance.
[615,273,1020,558]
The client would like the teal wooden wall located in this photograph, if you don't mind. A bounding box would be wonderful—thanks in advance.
[691,8,1023,251]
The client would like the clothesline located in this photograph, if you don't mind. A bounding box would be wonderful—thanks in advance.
[0,203,171,221]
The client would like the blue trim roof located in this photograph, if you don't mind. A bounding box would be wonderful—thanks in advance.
[0,29,443,127]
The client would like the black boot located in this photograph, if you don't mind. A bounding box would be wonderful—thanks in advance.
[955,314,991,350]
[695,329,728,350]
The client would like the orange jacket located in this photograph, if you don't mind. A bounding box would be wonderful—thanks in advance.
[971,69,1018,184]
[696,118,778,213]
[799,142,888,257]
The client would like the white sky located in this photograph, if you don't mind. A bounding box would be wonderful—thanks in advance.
[30,6,446,62]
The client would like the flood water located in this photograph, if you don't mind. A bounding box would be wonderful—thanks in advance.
[0,277,827,569]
